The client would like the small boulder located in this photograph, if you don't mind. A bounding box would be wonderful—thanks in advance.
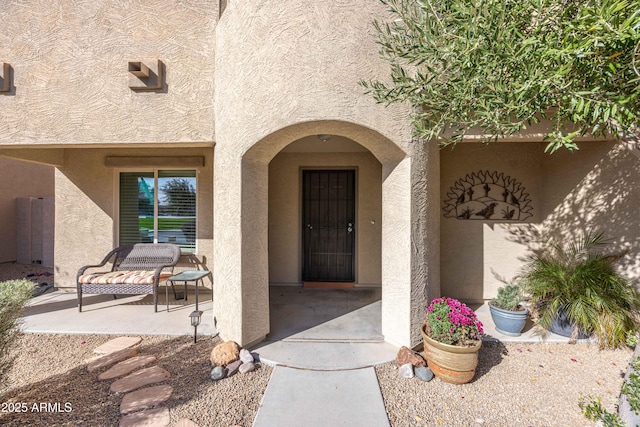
[225,359,242,378]
[210,341,240,366]
[415,366,434,382]
[239,362,255,374]
[239,348,254,364]
[395,346,427,367]
[398,363,414,379]
[210,366,225,381]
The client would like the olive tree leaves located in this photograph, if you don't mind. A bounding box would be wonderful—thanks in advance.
[361,0,640,153]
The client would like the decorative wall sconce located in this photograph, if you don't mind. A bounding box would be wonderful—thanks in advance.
[0,63,11,92]
[128,60,164,91]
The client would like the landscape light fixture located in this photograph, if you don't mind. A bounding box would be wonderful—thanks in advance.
[189,310,203,343]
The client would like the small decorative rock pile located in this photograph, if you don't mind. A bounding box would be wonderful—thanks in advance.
[395,346,434,382]
[209,341,258,381]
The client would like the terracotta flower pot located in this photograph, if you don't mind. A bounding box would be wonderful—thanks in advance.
[420,323,482,384]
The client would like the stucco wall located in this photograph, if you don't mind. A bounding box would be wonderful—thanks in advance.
[268,150,382,286]
[441,141,640,302]
[213,0,423,346]
[541,142,640,282]
[0,157,54,263]
[55,147,214,288]
[0,0,216,146]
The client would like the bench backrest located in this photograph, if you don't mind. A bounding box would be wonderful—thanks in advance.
[112,243,181,271]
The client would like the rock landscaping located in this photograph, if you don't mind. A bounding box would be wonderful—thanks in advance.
[209,341,260,382]
[395,346,432,382]
[81,337,265,426]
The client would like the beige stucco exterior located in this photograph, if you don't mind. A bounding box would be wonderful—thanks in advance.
[1,0,638,348]
[441,141,640,302]
[0,0,216,146]
[54,147,214,287]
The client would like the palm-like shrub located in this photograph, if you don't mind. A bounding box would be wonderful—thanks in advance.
[0,279,33,387]
[521,231,640,348]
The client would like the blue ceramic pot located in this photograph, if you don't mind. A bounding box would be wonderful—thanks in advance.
[489,302,529,337]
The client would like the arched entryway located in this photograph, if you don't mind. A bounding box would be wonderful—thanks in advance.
[267,134,383,341]
[213,120,439,348]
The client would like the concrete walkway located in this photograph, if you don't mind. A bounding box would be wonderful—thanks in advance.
[253,366,390,427]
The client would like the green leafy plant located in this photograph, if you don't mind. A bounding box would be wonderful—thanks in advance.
[521,231,640,348]
[490,284,526,311]
[580,396,625,427]
[0,279,33,387]
[361,0,640,153]
[581,356,640,426]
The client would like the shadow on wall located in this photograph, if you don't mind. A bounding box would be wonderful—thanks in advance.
[506,142,640,282]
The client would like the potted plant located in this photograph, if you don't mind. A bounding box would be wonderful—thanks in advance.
[520,231,640,348]
[488,284,529,336]
[420,297,484,384]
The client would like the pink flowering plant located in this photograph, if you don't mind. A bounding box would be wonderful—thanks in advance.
[425,297,484,346]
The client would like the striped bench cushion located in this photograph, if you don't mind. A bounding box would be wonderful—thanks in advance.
[78,270,173,285]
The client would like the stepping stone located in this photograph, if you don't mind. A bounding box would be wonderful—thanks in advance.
[99,355,157,381]
[110,366,171,393]
[119,407,170,427]
[120,384,173,415]
[87,348,140,373]
[175,420,200,427]
[94,336,142,354]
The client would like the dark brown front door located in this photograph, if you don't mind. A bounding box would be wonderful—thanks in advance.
[302,170,355,282]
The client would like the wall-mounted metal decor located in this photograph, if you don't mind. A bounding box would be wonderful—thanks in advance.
[443,170,533,221]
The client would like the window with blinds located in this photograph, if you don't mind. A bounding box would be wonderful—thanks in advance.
[119,170,196,253]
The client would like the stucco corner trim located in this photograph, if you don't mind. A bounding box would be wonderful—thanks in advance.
[104,156,205,167]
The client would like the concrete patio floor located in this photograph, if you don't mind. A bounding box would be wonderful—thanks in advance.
[21,287,217,337]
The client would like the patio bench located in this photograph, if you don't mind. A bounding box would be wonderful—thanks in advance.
[76,243,181,312]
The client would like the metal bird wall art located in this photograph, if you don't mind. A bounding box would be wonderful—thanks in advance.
[442,170,533,221]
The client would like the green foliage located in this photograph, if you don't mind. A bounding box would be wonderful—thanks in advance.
[580,356,640,426]
[622,358,640,415]
[491,284,526,311]
[627,331,639,348]
[0,280,33,387]
[159,178,196,216]
[580,396,625,427]
[521,231,640,348]
[361,0,640,152]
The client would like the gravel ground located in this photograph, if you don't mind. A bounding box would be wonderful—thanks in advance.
[0,262,635,426]
[376,341,632,426]
[0,334,272,427]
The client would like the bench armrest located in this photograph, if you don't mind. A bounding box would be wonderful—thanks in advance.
[76,247,121,278]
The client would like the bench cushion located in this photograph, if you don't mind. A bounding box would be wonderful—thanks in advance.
[78,270,173,285]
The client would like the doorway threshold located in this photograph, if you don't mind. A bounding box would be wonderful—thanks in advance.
[303,281,354,289]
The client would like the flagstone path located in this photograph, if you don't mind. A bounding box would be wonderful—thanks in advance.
[86,336,201,427]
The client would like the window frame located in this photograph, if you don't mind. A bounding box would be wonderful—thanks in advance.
[115,167,198,253]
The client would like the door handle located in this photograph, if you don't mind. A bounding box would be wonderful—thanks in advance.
[347,223,353,233]
[307,224,313,230]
